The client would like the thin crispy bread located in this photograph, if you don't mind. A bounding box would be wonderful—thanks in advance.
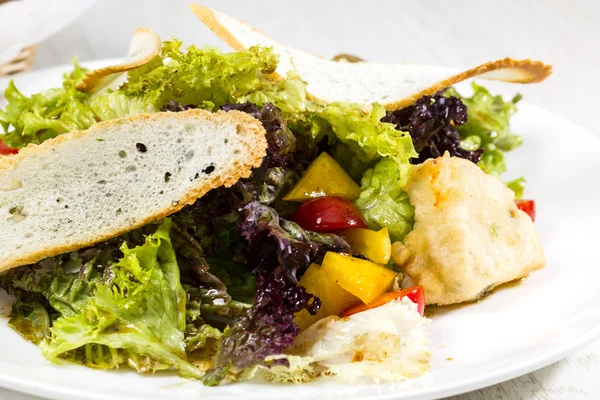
[191,4,552,109]
[0,109,267,272]
[76,28,161,93]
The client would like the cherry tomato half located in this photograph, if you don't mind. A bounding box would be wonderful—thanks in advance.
[515,199,535,222]
[342,286,425,317]
[291,196,368,232]
[0,140,17,155]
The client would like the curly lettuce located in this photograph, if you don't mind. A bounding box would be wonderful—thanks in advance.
[202,202,350,385]
[1,43,308,149]
[38,220,204,377]
[301,102,417,181]
[0,62,95,149]
[121,41,306,115]
[382,94,483,164]
[0,220,234,377]
[294,103,418,242]
[355,158,414,242]
[89,91,158,121]
[447,83,523,176]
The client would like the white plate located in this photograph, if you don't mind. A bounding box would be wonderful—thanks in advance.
[1,61,599,400]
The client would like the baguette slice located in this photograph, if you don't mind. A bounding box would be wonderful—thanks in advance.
[0,109,267,272]
[191,4,552,110]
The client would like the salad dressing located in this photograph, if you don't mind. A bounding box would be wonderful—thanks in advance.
[424,276,529,318]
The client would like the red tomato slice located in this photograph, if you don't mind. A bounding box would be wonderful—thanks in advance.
[515,199,535,221]
[0,140,17,155]
[291,196,368,232]
[341,286,425,317]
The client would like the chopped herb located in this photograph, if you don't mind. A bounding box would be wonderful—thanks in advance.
[490,223,500,237]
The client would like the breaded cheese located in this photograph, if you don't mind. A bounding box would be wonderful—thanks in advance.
[399,154,545,305]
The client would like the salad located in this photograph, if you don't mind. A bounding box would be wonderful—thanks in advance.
[0,6,547,386]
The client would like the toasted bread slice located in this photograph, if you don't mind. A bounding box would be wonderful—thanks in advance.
[191,4,552,110]
[0,109,267,272]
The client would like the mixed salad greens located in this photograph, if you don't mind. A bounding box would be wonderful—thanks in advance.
[0,42,526,384]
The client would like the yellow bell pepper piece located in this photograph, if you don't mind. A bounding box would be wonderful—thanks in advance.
[295,263,361,331]
[283,152,360,202]
[339,228,392,264]
[321,252,397,304]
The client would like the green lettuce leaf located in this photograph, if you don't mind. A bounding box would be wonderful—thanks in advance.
[89,91,158,121]
[185,323,223,354]
[446,83,522,176]
[1,253,102,317]
[506,177,526,199]
[240,72,307,114]
[121,41,307,115]
[477,143,506,176]
[182,282,250,356]
[8,294,51,345]
[2,221,231,375]
[355,158,414,242]
[301,102,417,180]
[205,256,256,304]
[0,61,95,148]
[1,44,308,149]
[39,220,204,378]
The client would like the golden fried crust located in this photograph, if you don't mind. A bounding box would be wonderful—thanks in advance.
[0,109,267,272]
[401,155,545,306]
[76,27,161,92]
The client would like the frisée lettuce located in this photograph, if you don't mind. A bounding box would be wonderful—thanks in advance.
[121,41,307,115]
[0,63,94,149]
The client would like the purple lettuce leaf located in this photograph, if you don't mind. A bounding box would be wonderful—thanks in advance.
[221,102,297,169]
[382,95,483,164]
[201,265,318,385]
[239,202,350,283]
[202,202,350,385]
[160,101,198,112]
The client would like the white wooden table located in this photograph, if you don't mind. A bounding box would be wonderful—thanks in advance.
[1,0,598,398]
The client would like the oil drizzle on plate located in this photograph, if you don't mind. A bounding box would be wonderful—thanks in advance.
[425,276,529,318]
[160,381,188,389]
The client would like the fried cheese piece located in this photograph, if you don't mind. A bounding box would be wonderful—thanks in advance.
[398,154,545,305]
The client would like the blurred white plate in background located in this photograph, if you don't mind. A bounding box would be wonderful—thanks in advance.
[0,0,97,64]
